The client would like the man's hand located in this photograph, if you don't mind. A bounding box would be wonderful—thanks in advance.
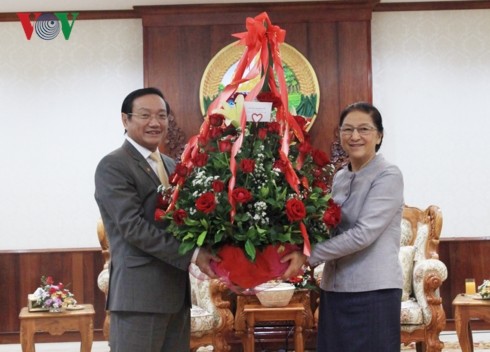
[280,250,308,280]
[195,248,221,279]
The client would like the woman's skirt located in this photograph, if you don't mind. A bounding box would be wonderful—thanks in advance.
[316,288,402,352]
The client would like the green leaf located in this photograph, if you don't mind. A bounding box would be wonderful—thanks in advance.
[197,231,208,246]
[179,241,195,255]
[183,218,200,226]
[245,240,256,261]
[199,218,209,229]
[255,226,267,234]
[214,230,224,243]
[182,233,194,241]
[260,186,270,197]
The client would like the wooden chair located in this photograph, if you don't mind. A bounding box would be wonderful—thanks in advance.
[400,205,447,352]
[313,205,447,352]
[96,218,234,351]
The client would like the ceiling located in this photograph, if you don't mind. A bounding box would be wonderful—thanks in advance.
[0,0,466,12]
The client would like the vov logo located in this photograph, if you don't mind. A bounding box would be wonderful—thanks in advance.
[17,12,79,40]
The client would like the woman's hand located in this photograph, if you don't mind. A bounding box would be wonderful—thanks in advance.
[280,250,308,280]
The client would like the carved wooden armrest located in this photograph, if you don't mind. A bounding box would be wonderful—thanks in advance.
[412,259,448,324]
[207,279,234,334]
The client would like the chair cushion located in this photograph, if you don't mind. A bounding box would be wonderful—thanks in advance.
[400,299,424,325]
[400,219,413,246]
[190,305,214,335]
[399,245,416,301]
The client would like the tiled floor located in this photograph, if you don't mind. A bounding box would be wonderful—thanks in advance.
[0,331,488,351]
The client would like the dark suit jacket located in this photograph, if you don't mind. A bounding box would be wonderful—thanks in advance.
[94,140,192,314]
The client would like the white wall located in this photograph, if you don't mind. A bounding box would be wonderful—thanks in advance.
[372,9,490,237]
[0,19,143,249]
[1,9,489,249]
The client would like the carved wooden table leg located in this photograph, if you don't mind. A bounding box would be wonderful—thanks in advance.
[79,314,94,352]
[454,303,473,352]
[20,319,35,352]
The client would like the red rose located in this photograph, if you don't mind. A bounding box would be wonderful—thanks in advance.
[209,127,223,139]
[258,128,268,140]
[231,187,252,204]
[268,122,281,134]
[240,159,255,173]
[46,276,54,285]
[323,199,341,227]
[312,180,328,193]
[173,209,188,225]
[193,152,209,167]
[273,159,287,173]
[312,149,330,167]
[175,163,189,177]
[212,180,225,192]
[208,113,225,127]
[156,194,170,209]
[195,192,216,214]
[218,140,232,153]
[154,208,166,221]
[257,91,282,108]
[312,167,322,178]
[285,198,306,222]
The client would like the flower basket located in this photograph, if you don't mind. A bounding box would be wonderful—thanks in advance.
[156,12,341,290]
[210,243,299,289]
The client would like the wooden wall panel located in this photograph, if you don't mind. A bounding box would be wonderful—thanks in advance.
[439,238,490,329]
[139,2,374,158]
[0,249,106,344]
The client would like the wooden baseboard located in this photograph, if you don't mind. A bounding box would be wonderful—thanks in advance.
[444,319,490,332]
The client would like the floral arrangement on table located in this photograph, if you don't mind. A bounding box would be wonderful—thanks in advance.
[155,12,341,290]
[32,275,76,311]
[286,266,319,291]
[478,280,490,299]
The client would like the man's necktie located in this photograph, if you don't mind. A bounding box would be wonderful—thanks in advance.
[149,151,169,187]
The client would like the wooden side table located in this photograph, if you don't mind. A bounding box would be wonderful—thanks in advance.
[453,294,490,352]
[19,304,95,352]
[234,289,314,336]
[243,303,305,352]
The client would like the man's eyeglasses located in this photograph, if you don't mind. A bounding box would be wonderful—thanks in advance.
[127,112,168,121]
[339,125,377,136]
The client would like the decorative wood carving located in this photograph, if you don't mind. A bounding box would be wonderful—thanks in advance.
[162,113,187,161]
[330,137,349,172]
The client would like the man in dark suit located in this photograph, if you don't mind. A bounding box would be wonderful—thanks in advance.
[94,87,220,352]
